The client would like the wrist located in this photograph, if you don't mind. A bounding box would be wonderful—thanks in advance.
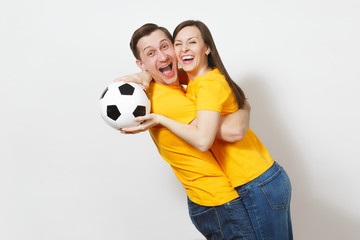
[156,114,165,125]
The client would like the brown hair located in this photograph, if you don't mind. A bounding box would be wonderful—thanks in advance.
[130,23,173,60]
[173,20,246,109]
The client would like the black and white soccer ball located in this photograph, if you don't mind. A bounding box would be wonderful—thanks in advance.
[99,81,150,130]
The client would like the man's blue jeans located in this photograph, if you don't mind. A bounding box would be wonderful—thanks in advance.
[187,162,292,240]
[187,196,257,240]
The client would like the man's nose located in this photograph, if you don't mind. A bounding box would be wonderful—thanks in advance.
[158,50,168,61]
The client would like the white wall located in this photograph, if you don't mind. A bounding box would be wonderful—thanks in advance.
[1,0,359,239]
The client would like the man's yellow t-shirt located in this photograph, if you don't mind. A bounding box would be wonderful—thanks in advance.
[186,68,274,187]
[146,81,239,206]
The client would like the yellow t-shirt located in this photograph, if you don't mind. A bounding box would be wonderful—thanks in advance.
[186,68,274,187]
[146,81,239,206]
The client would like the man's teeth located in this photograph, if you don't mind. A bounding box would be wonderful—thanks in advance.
[160,63,172,73]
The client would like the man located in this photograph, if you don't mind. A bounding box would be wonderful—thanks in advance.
[117,23,255,239]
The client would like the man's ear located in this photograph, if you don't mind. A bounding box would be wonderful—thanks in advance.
[136,59,146,71]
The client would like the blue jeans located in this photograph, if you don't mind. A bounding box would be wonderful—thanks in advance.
[187,162,292,240]
[187,197,256,240]
[236,162,293,240]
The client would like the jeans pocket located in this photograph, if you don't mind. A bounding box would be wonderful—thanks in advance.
[227,197,242,206]
[259,169,291,210]
[188,200,222,238]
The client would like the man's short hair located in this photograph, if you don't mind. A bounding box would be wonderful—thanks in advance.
[130,23,173,60]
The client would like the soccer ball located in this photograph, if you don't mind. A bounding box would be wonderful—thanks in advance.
[99,81,150,130]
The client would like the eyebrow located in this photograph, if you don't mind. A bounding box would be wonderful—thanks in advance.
[143,39,169,51]
[175,37,196,42]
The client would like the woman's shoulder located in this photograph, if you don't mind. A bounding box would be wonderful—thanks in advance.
[195,69,229,90]
[194,68,221,82]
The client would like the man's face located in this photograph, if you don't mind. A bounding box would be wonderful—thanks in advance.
[136,30,179,86]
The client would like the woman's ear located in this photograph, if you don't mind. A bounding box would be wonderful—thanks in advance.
[206,46,211,55]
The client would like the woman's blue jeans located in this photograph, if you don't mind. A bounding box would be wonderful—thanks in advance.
[236,162,293,240]
[187,162,292,240]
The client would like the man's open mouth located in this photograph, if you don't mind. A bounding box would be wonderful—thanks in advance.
[159,63,173,76]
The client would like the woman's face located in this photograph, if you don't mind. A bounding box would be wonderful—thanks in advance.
[174,26,210,79]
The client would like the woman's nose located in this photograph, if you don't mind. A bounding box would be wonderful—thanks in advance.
[181,43,189,52]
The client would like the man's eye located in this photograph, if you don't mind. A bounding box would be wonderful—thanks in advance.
[147,51,154,56]
[162,44,168,49]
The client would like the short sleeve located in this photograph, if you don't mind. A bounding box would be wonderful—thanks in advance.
[195,78,231,112]
[149,83,197,124]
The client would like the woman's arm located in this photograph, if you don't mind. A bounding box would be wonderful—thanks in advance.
[216,100,251,142]
[121,101,251,149]
[122,110,220,152]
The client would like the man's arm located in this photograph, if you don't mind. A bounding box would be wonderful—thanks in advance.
[178,68,189,85]
[114,71,152,89]
[115,69,188,89]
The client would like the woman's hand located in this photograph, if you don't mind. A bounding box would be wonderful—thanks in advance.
[120,113,162,134]
[114,71,152,90]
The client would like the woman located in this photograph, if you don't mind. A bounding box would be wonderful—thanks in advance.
[123,20,293,240]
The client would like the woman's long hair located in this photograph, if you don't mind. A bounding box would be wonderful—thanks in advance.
[173,20,246,109]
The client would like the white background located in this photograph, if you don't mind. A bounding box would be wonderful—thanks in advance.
[1,0,359,239]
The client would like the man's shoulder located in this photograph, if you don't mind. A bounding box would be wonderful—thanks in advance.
[148,82,196,124]
[148,82,185,99]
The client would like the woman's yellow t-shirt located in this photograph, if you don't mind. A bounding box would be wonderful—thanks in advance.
[186,68,274,187]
